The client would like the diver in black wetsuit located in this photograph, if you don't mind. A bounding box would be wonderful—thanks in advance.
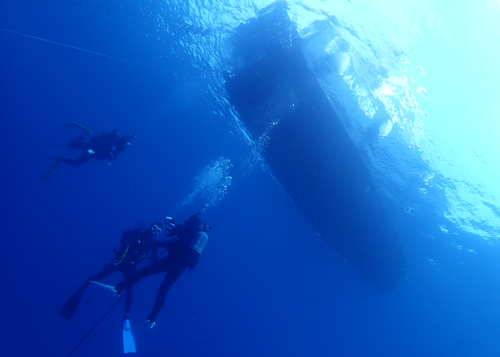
[41,122,133,179]
[59,222,163,321]
[114,214,210,327]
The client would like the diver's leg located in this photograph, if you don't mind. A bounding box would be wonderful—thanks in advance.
[115,257,171,294]
[60,134,94,166]
[62,122,93,135]
[124,286,133,319]
[59,265,116,320]
[67,134,88,150]
[147,264,186,323]
[58,152,93,167]
[122,266,136,319]
[41,156,62,180]
[88,264,117,282]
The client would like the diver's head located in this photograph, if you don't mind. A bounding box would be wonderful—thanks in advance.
[185,213,202,228]
[164,216,175,231]
[150,222,163,235]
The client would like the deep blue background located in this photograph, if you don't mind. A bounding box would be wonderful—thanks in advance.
[2,2,500,357]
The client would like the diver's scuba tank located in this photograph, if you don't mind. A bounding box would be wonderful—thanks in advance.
[184,224,209,269]
[190,231,208,255]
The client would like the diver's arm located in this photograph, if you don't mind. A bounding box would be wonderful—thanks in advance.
[159,238,177,252]
[167,224,182,237]
[106,151,114,166]
[106,148,123,166]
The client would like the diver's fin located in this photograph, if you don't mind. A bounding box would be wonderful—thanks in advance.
[58,290,83,321]
[89,281,119,296]
[41,157,61,180]
[123,319,137,354]
[62,122,93,135]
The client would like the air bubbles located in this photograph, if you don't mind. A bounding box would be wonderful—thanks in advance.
[180,157,233,211]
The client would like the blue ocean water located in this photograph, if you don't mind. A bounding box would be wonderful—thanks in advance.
[1,1,500,356]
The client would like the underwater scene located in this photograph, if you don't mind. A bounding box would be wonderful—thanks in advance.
[1,0,500,356]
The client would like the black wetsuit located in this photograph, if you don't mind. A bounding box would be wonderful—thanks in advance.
[59,130,126,167]
[59,227,159,320]
[115,222,207,322]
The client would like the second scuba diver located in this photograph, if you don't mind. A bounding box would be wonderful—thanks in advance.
[58,222,164,322]
[113,213,210,328]
[41,122,133,179]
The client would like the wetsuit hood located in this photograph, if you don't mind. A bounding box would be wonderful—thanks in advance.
[185,213,202,228]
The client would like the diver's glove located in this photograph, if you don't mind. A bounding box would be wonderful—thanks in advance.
[145,315,156,328]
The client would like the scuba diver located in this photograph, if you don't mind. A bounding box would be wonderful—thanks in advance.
[113,213,210,328]
[59,222,164,322]
[41,122,133,179]
[59,222,164,353]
